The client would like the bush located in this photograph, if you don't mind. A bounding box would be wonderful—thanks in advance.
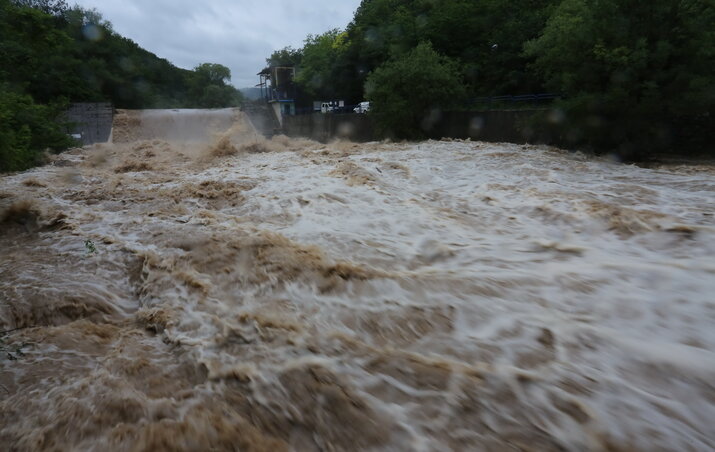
[0,87,74,172]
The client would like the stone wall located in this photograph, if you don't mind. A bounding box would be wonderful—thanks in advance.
[282,109,557,145]
[282,113,376,142]
[428,110,555,144]
[243,102,281,137]
[63,103,113,145]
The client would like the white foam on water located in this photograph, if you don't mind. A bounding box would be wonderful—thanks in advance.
[1,113,714,450]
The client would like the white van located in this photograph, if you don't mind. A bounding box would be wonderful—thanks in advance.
[354,101,370,113]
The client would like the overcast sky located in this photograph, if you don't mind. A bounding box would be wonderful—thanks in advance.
[71,0,362,88]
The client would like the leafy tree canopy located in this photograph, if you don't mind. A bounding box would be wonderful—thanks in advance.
[294,29,351,99]
[193,63,232,86]
[525,0,715,157]
[266,46,303,68]
[365,42,466,138]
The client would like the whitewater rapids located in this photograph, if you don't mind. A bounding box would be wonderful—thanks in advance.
[1,109,714,451]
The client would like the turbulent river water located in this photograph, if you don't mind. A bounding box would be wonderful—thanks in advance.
[1,109,714,451]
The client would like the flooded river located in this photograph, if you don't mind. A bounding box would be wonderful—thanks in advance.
[1,109,714,451]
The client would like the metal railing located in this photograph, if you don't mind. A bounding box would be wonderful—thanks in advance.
[294,104,364,115]
[286,93,560,116]
[263,89,296,102]
[468,93,560,107]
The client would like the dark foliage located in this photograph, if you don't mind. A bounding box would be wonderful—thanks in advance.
[268,0,713,156]
[525,0,715,158]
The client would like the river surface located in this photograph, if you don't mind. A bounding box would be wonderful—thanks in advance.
[1,109,714,451]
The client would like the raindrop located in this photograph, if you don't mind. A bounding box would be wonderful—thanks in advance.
[82,24,103,42]
[469,116,485,136]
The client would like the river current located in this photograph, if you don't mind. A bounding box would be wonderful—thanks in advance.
[1,109,714,451]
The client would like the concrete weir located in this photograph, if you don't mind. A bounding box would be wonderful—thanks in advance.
[63,102,114,145]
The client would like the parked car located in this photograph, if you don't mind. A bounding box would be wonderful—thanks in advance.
[321,101,350,113]
[354,101,370,113]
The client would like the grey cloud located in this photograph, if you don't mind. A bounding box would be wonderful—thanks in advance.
[71,0,361,87]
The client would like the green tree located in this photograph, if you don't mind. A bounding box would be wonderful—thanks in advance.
[266,46,303,67]
[1,1,85,103]
[11,0,68,16]
[187,63,243,108]
[365,42,466,138]
[0,86,73,172]
[192,63,231,85]
[526,0,715,157]
[197,85,241,108]
[294,29,351,99]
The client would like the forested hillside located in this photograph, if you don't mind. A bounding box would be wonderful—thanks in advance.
[1,0,243,172]
[269,0,714,157]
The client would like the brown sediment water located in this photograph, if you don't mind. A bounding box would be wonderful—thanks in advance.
[1,109,715,451]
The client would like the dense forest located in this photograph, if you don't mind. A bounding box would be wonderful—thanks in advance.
[268,0,714,157]
[1,0,243,172]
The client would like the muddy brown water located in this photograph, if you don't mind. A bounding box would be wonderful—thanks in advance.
[1,109,714,451]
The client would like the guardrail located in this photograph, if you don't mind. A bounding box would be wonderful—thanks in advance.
[468,93,560,107]
[295,105,365,115]
[289,94,560,116]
